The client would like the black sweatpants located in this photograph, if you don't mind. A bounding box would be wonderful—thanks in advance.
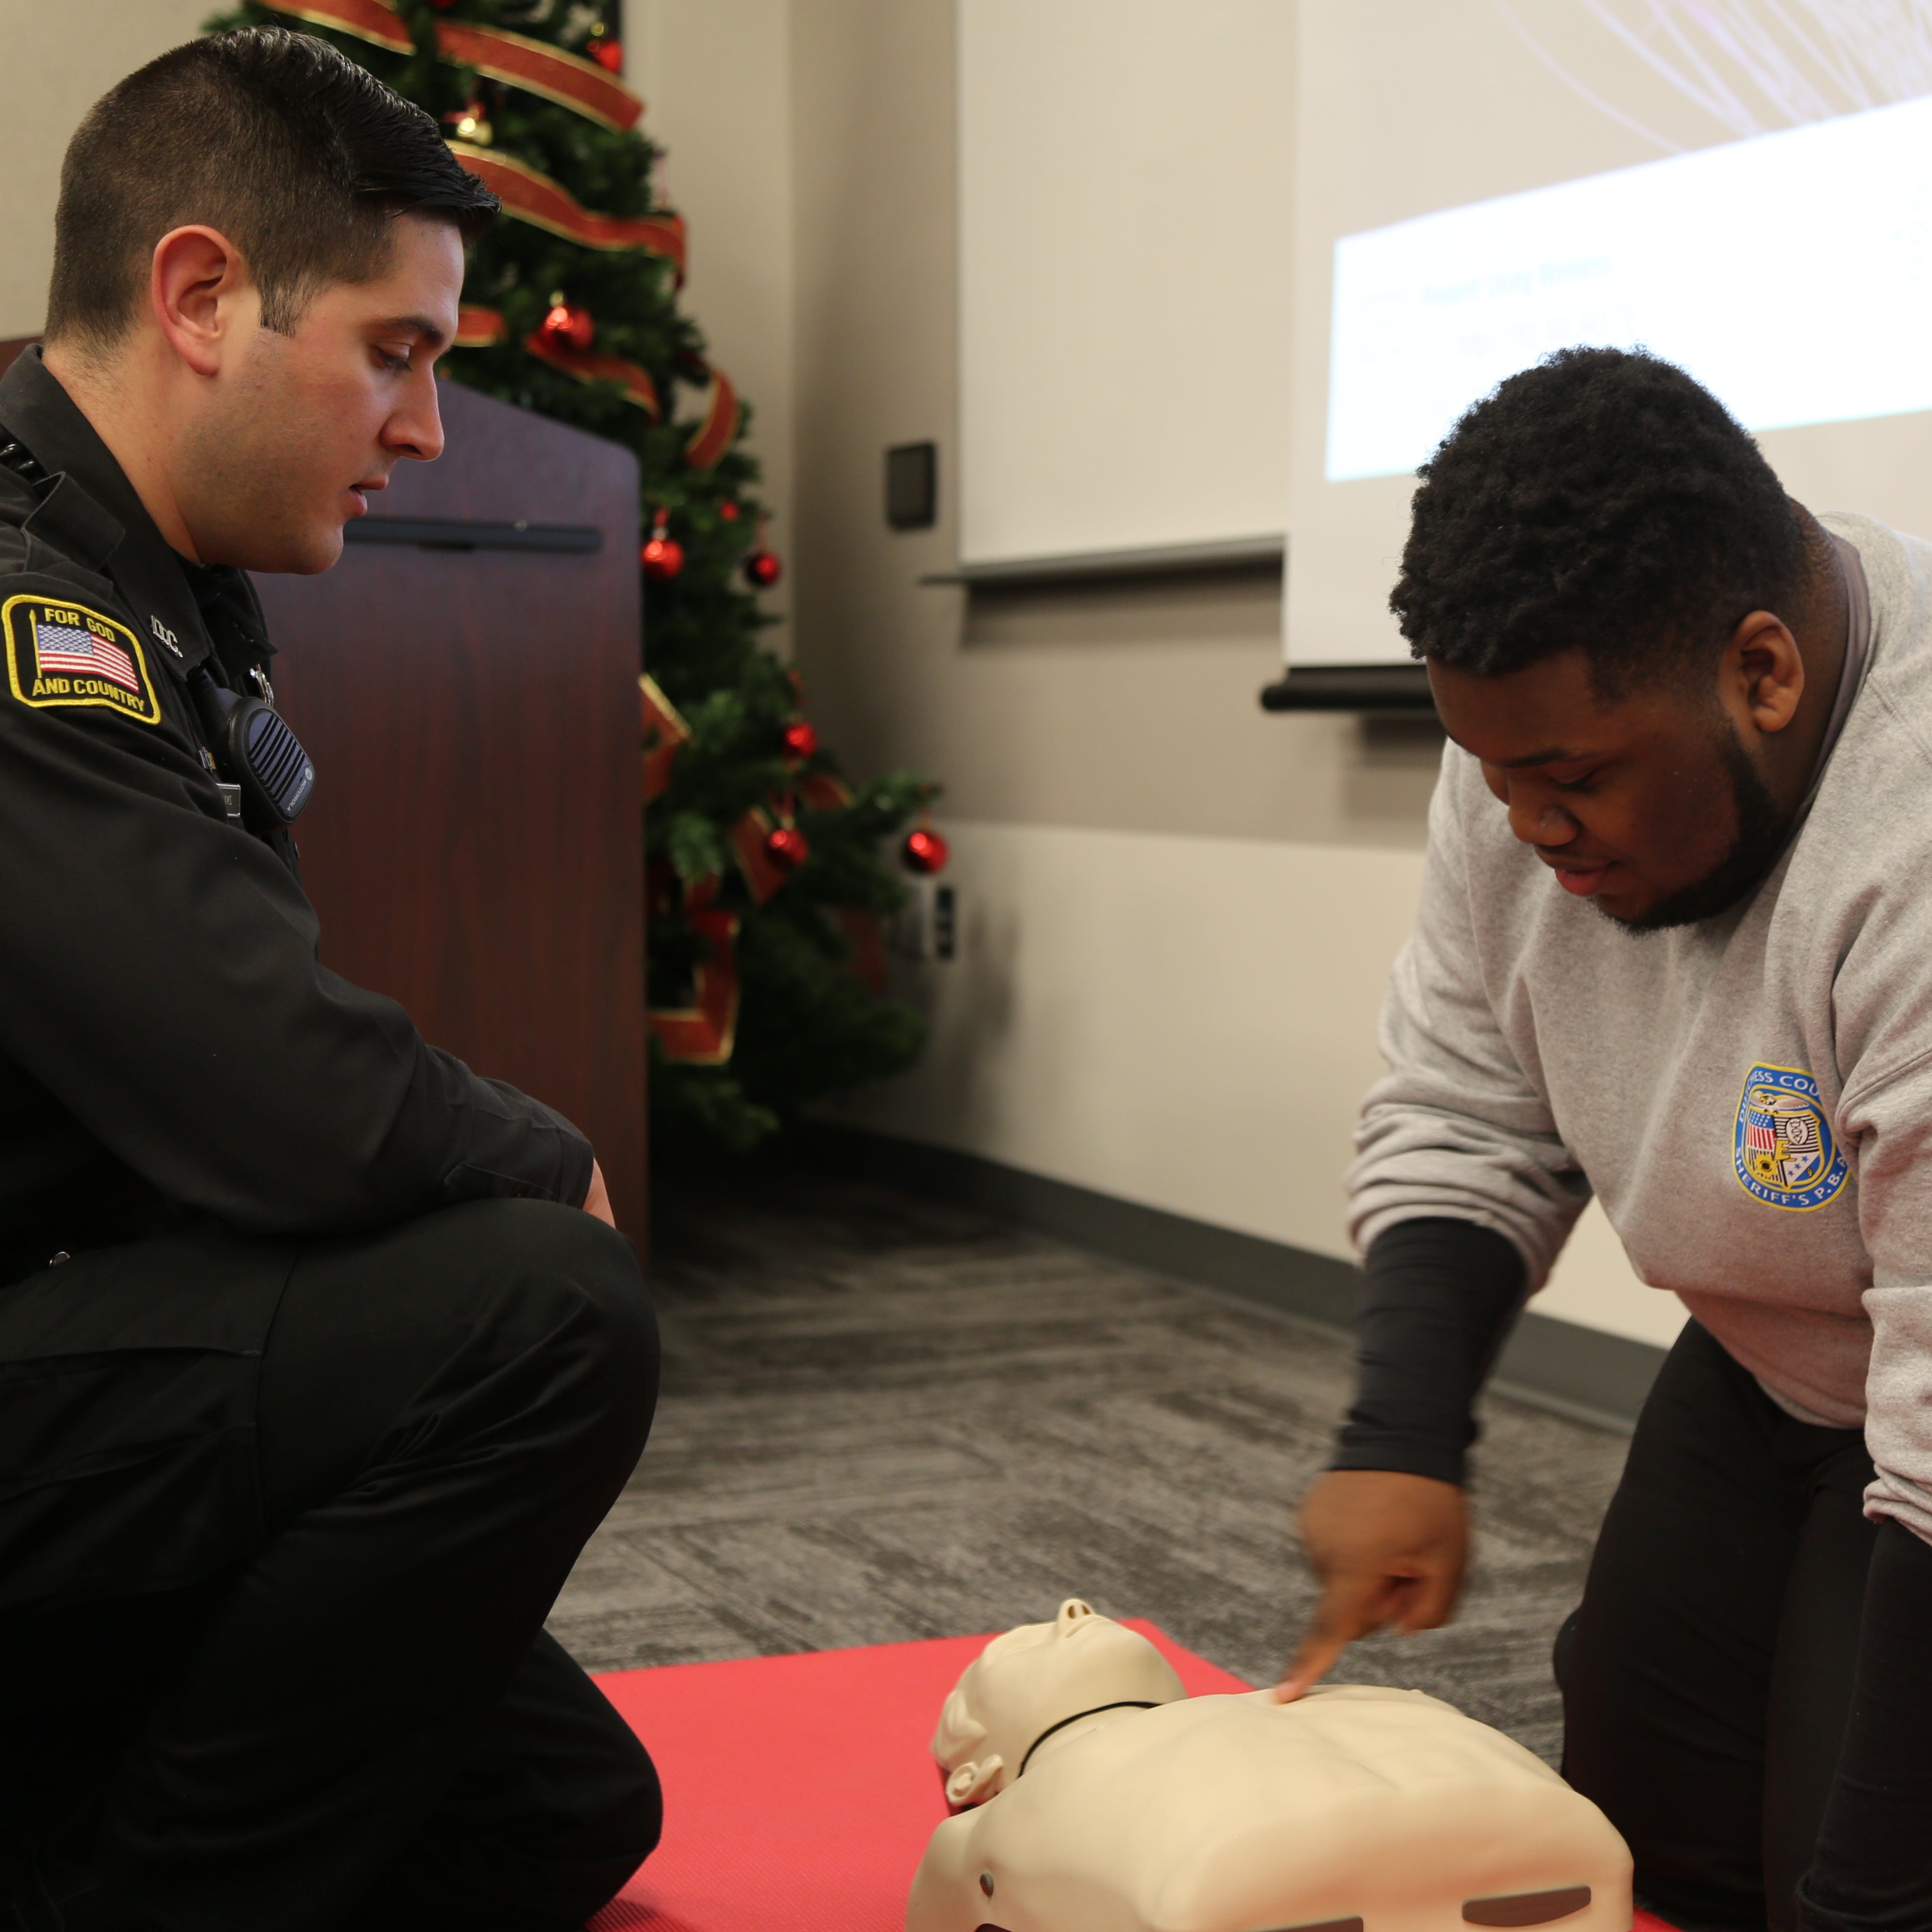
[0,1199,662,1932]
[1557,1320,1879,1932]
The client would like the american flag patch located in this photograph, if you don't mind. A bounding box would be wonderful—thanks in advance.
[1,594,161,726]
[1745,1117,1779,1154]
[32,617,140,693]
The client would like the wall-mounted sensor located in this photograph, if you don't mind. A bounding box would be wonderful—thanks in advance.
[886,441,939,530]
[896,878,956,962]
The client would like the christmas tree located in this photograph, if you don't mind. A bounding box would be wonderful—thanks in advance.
[204,0,935,1153]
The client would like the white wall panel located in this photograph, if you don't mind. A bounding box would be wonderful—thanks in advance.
[956,0,1294,564]
[842,818,1685,1350]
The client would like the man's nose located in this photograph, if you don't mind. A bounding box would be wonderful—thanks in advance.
[386,376,446,463]
[1506,787,1579,848]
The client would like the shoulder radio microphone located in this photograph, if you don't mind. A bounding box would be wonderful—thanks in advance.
[189,665,315,824]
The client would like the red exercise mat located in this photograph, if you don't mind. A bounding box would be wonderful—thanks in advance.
[586,1629,1671,1932]
[586,1622,1247,1932]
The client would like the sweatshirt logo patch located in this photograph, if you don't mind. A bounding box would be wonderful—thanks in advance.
[1733,1064,1847,1212]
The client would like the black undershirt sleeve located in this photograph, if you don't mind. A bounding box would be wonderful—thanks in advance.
[1795,1518,1932,1932]
[1330,1217,1530,1487]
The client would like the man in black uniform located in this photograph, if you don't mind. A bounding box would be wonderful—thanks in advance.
[0,29,660,1932]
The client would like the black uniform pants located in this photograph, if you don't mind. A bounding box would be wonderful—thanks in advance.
[1556,1320,1879,1932]
[0,1199,662,1932]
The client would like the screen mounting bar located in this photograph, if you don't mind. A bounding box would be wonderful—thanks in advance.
[1260,665,1435,712]
[923,534,1283,589]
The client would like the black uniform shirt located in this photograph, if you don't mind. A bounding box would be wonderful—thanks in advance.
[0,348,593,1276]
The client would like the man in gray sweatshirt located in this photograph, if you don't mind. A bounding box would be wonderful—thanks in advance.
[1279,349,1930,1932]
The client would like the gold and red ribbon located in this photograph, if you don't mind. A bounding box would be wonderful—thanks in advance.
[682,363,741,469]
[453,305,663,415]
[453,305,508,348]
[641,702,887,1043]
[640,674,691,801]
[435,21,643,132]
[728,806,789,905]
[648,876,740,1065]
[263,4,645,137]
[261,0,412,54]
[447,143,687,273]
[798,772,854,812]
[837,910,889,995]
[527,331,663,416]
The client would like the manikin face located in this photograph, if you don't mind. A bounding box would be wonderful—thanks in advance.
[931,1599,1185,1808]
[1428,645,1796,932]
[177,212,463,574]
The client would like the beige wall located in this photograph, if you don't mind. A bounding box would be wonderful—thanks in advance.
[0,1,213,340]
[635,0,796,637]
[784,0,1677,1350]
[786,0,1443,852]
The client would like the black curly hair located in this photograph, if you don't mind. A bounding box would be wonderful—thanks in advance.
[1390,347,1814,696]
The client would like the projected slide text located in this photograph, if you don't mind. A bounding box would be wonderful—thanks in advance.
[1325,93,1932,482]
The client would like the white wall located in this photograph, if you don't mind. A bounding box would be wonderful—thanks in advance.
[635,0,796,637]
[0,0,213,339]
[784,0,1677,1357]
[838,820,1683,1350]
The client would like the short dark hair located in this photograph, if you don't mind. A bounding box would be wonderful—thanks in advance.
[1390,347,1813,695]
[46,27,499,348]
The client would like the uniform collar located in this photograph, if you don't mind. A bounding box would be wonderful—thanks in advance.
[0,346,218,678]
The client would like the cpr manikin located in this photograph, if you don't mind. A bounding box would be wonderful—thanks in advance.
[908,1599,1632,1932]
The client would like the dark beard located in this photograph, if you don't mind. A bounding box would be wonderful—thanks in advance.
[1601,723,1796,934]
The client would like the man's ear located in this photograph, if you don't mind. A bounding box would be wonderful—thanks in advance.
[150,225,252,379]
[1724,609,1805,739]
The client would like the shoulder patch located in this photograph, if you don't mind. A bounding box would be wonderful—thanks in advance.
[2,594,162,726]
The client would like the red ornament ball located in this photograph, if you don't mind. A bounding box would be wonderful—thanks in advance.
[639,534,684,582]
[764,825,810,872]
[718,502,741,522]
[903,827,949,875]
[780,719,819,761]
[538,300,595,354]
[590,35,624,72]
[744,549,783,590]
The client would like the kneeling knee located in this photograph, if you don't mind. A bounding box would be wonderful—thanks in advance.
[455,1201,660,1455]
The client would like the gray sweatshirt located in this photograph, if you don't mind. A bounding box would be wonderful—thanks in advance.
[1348,510,1932,1542]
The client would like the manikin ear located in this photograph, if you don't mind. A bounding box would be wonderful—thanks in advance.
[148,224,255,380]
[944,1754,1006,1807]
[1722,609,1805,739]
[931,1686,989,1765]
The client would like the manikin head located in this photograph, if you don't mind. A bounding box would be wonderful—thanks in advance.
[39,28,499,574]
[1395,348,1847,933]
[930,1598,1185,1808]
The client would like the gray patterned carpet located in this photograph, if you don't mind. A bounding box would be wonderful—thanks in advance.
[549,1165,1630,1764]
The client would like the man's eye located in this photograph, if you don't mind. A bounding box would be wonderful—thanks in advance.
[1551,770,1600,793]
[375,348,412,373]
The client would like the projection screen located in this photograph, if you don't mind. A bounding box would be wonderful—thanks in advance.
[1289,0,1932,669]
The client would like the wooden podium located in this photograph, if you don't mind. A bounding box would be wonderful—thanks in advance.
[252,378,646,1236]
